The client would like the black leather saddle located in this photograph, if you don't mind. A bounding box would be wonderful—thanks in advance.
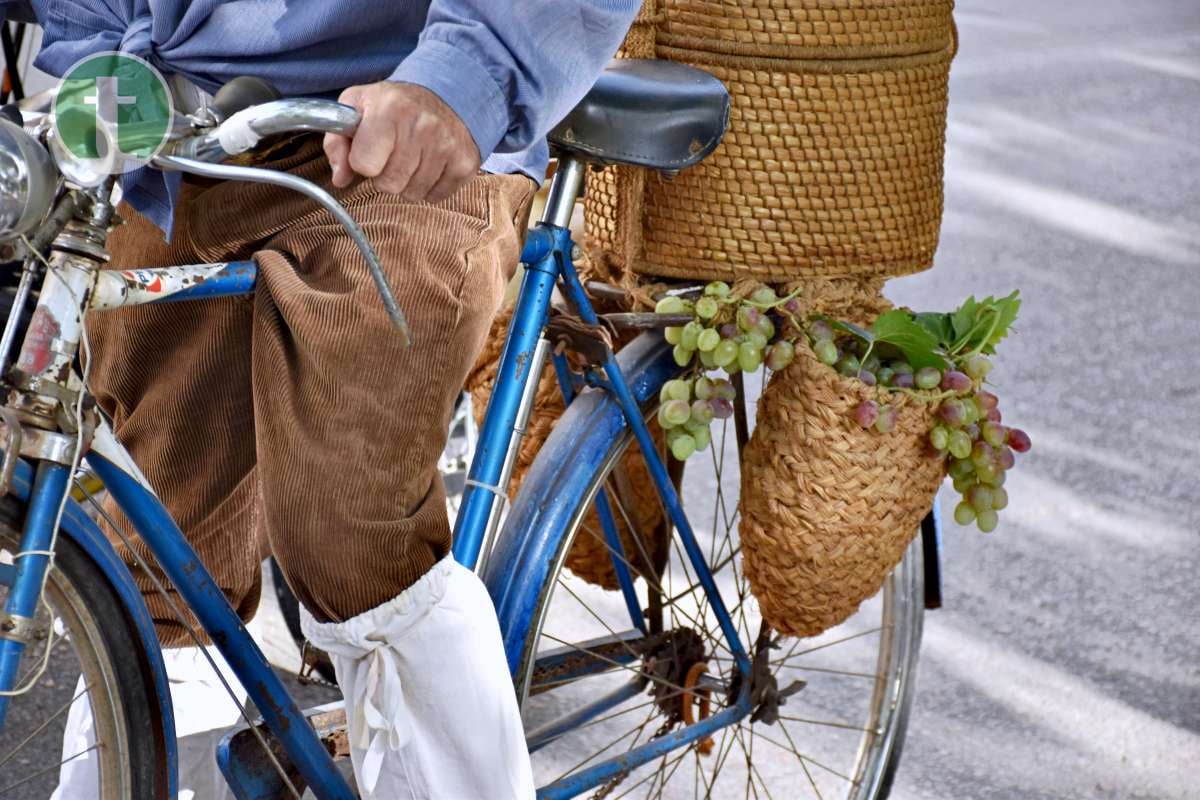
[549,59,730,172]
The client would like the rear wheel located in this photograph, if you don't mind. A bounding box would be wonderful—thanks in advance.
[517,370,924,799]
[0,499,166,798]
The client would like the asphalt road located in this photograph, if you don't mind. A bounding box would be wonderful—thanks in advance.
[882,2,1200,798]
[1,1,1198,798]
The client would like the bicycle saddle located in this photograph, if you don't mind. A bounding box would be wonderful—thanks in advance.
[548,59,730,172]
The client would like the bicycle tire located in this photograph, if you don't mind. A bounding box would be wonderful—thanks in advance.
[499,335,924,799]
[0,497,167,798]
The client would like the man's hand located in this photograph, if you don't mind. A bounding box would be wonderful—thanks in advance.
[324,81,481,203]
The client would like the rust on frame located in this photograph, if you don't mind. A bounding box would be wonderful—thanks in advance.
[15,307,62,376]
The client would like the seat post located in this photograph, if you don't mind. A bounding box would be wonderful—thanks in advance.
[541,156,586,230]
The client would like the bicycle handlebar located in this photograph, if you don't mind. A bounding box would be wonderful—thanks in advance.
[163,98,361,162]
[150,99,412,344]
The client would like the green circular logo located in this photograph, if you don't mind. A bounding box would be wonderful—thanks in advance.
[52,52,173,176]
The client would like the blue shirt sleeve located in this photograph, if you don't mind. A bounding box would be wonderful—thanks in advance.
[388,0,641,161]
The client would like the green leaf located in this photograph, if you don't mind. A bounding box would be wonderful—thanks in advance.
[948,291,1022,355]
[830,319,874,343]
[913,312,954,346]
[951,296,978,342]
[980,290,1021,353]
[870,309,947,370]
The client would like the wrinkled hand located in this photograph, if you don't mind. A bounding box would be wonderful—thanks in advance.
[324,81,481,203]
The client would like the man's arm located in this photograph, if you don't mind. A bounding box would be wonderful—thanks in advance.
[324,0,641,202]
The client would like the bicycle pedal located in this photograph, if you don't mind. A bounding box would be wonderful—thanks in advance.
[218,701,356,799]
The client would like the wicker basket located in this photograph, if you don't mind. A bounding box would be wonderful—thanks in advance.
[738,342,944,637]
[585,0,956,284]
[467,307,668,590]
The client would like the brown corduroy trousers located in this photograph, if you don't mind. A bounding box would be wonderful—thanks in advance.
[87,139,535,645]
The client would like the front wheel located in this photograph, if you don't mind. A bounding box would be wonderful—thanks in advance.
[508,339,924,799]
[0,498,167,798]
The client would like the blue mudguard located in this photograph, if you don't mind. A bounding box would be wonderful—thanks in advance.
[4,456,178,798]
[482,332,676,682]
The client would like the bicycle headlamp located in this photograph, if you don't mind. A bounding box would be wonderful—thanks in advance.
[0,117,56,242]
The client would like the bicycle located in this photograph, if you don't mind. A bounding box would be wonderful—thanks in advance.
[0,57,941,799]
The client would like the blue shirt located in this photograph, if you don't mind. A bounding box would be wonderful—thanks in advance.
[2,0,641,233]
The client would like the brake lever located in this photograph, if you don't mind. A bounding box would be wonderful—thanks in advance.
[153,155,411,346]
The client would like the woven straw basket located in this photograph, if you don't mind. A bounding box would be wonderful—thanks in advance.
[467,308,668,590]
[738,342,944,637]
[585,0,956,284]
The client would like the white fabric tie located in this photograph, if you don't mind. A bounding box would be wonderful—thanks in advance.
[303,554,534,800]
[351,639,415,793]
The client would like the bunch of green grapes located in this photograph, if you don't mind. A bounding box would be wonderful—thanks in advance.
[655,375,736,460]
[652,281,798,461]
[657,282,798,376]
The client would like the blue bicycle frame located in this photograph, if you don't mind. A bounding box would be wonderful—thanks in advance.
[0,154,752,800]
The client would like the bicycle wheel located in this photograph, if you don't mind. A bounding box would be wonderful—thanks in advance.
[0,497,167,798]
[512,345,924,799]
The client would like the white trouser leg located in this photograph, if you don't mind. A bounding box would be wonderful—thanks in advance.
[302,555,534,800]
[52,617,257,799]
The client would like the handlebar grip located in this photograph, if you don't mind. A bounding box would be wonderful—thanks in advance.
[166,98,360,161]
[211,77,281,121]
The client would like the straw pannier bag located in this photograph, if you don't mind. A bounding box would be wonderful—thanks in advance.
[738,342,944,637]
[466,307,668,590]
[585,0,956,285]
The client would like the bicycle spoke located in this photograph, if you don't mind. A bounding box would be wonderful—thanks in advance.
[552,579,653,668]
[734,725,756,800]
[774,626,885,665]
[0,743,98,795]
[597,491,739,665]
[549,695,659,786]
[575,498,713,639]
[598,478,661,583]
[779,717,844,797]
[0,685,88,770]
[698,717,740,797]
[778,715,879,734]
[759,719,857,786]
[750,754,777,800]
[796,746,828,800]
[776,664,882,680]
[546,687,691,741]
[651,746,689,799]
[610,746,691,800]
[549,535,713,657]
[539,633,692,697]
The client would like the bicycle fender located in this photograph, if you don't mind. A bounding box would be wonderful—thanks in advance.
[6,455,178,799]
[921,502,944,610]
[483,333,676,679]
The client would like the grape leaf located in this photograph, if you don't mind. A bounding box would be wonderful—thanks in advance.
[870,310,947,369]
[830,319,874,343]
[951,296,978,342]
[949,291,1021,354]
[914,312,954,345]
[979,290,1021,353]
